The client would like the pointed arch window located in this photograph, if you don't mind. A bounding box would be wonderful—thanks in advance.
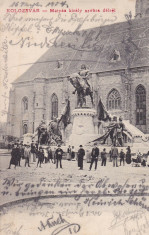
[51,94,58,120]
[23,124,28,134]
[136,85,146,125]
[22,97,28,112]
[107,89,121,110]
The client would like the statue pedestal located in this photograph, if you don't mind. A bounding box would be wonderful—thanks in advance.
[68,108,98,148]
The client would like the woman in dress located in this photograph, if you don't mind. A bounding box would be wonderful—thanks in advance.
[8,143,19,169]
[126,146,131,164]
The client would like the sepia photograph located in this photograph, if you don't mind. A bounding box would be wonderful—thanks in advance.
[0,0,149,234]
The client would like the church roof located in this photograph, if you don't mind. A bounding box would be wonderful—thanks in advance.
[13,17,149,84]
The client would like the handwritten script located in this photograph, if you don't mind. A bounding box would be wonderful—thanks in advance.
[1,37,9,117]
[38,214,80,235]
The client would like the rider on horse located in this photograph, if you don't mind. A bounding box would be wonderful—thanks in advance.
[69,65,94,107]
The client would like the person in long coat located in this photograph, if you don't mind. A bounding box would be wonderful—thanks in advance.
[77,145,85,170]
[126,146,131,164]
[8,143,19,169]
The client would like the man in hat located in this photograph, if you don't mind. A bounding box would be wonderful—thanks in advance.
[77,145,85,170]
[89,143,99,170]
[55,144,63,168]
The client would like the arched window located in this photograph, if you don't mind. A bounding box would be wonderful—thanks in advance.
[22,97,28,112]
[136,85,146,125]
[51,94,58,120]
[107,89,121,110]
[23,124,28,134]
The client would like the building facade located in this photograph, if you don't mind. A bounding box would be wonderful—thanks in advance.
[0,122,7,147]
[7,0,149,139]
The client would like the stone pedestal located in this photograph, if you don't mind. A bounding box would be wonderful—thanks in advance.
[68,108,98,148]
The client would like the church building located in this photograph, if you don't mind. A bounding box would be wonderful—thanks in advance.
[7,0,149,139]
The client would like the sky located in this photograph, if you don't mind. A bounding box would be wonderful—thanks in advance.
[0,0,136,122]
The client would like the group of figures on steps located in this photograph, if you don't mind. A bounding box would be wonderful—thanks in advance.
[35,119,62,145]
[94,116,126,147]
[35,99,71,145]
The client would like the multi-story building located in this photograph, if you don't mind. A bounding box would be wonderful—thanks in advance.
[7,0,149,139]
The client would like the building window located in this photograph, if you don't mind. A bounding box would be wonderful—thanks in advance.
[136,85,146,125]
[22,97,28,112]
[23,124,28,134]
[110,49,121,62]
[107,89,121,110]
[57,60,63,69]
[51,94,58,120]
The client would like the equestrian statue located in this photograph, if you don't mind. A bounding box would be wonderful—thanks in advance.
[68,64,94,107]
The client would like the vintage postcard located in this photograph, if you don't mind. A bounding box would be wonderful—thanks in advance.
[0,0,149,234]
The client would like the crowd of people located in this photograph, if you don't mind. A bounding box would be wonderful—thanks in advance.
[8,141,56,169]
[7,141,149,170]
[88,143,149,170]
